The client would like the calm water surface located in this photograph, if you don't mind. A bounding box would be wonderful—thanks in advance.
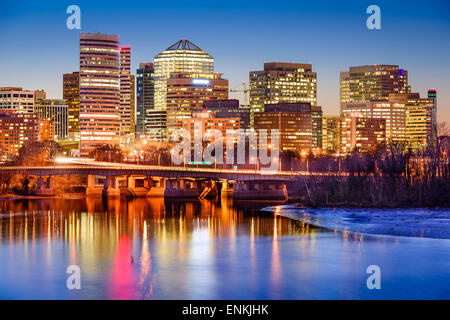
[0,197,449,300]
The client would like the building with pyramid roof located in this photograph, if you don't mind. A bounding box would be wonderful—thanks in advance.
[154,39,214,111]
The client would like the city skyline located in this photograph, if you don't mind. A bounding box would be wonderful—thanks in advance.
[0,0,449,124]
[1,2,450,303]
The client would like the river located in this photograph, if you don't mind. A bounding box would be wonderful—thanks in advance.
[0,197,449,299]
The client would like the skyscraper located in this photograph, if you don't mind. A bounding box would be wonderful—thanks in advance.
[249,62,317,128]
[311,105,323,149]
[339,71,350,104]
[130,74,135,135]
[63,72,79,140]
[79,33,120,156]
[154,39,214,111]
[119,46,132,142]
[136,62,155,139]
[35,99,68,141]
[146,110,167,142]
[165,72,228,136]
[342,65,410,103]
[322,116,340,153]
[389,92,437,149]
[428,88,437,139]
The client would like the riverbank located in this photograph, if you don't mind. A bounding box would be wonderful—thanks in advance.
[286,198,450,209]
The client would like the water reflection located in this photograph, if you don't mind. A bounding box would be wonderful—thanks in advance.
[0,197,449,299]
[0,197,309,299]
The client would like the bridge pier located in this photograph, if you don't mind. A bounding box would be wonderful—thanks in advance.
[233,180,287,200]
[102,176,120,198]
[86,175,104,197]
[199,180,220,199]
[124,175,151,198]
[164,178,201,199]
[221,181,234,198]
[35,176,54,196]
[146,177,166,197]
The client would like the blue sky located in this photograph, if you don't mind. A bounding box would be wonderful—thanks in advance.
[0,0,449,122]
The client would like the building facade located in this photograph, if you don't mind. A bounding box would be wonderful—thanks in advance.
[154,39,214,111]
[146,110,167,142]
[119,46,132,142]
[341,100,406,143]
[388,92,437,149]
[311,105,323,149]
[249,62,317,128]
[130,74,135,135]
[340,117,386,153]
[342,65,410,103]
[340,71,350,104]
[0,88,35,113]
[322,116,340,153]
[0,112,46,161]
[63,72,80,140]
[79,33,121,156]
[254,103,312,154]
[165,72,228,136]
[136,62,155,139]
[203,99,250,130]
[35,99,69,141]
[180,111,240,141]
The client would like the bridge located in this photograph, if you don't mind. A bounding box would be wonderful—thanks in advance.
[0,160,336,200]
[0,164,303,181]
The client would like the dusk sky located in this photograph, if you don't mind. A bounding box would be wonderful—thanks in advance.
[0,0,449,123]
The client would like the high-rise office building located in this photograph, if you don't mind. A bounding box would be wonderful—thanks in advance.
[341,100,406,143]
[0,87,35,113]
[322,116,340,153]
[203,99,250,130]
[79,33,120,156]
[119,46,132,142]
[389,92,437,149]
[35,99,69,141]
[341,65,410,103]
[254,103,312,154]
[340,71,350,104]
[63,72,80,140]
[154,39,214,111]
[311,105,323,149]
[166,72,228,136]
[146,110,167,142]
[428,88,437,138]
[249,62,317,128]
[340,117,386,154]
[136,62,155,138]
[130,74,135,135]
